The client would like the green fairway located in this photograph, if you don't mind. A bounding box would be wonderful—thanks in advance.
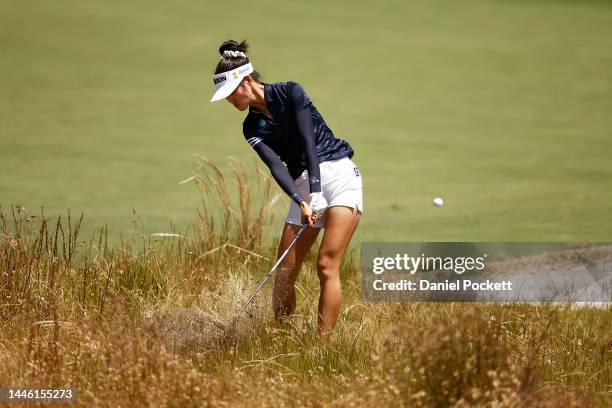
[1,0,611,243]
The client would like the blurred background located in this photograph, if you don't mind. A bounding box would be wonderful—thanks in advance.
[1,0,611,245]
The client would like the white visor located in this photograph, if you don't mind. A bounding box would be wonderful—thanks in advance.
[210,62,254,102]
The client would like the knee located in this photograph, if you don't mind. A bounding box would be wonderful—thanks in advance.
[280,259,297,273]
[317,253,339,283]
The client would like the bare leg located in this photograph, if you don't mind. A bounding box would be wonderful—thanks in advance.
[317,206,361,338]
[272,223,321,319]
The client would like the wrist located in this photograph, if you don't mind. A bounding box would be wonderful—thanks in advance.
[291,193,305,205]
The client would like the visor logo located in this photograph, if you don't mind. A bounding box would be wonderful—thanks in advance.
[213,76,226,85]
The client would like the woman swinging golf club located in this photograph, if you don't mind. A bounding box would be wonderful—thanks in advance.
[210,40,363,338]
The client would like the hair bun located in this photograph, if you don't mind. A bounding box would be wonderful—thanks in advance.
[218,40,249,58]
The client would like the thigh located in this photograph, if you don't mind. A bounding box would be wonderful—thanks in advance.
[277,223,321,272]
[318,206,362,270]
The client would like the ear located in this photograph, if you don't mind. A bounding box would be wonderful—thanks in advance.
[242,75,256,93]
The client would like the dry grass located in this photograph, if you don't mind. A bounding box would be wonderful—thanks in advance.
[1,158,610,407]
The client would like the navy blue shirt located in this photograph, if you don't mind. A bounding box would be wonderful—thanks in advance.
[243,81,354,181]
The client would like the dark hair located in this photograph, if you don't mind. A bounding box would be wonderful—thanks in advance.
[215,39,262,83]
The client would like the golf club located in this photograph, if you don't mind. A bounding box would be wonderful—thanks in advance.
[226,221,309,331]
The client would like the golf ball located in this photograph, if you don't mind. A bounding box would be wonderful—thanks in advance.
[433,197,444,207]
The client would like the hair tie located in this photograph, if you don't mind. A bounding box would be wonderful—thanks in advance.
[222,50,246,59]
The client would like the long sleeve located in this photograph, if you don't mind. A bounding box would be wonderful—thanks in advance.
[251,139,305,205]
[295,108,321,193]
[289,82,321,194]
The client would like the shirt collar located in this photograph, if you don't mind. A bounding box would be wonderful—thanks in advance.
[263,82,273,104]
[249,82,273,115]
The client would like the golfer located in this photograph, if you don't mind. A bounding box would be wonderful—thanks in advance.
[210,40,363,337]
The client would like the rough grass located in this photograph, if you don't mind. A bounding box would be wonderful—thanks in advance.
[1,162,611,407]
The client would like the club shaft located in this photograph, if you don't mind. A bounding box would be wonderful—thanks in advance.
[230,222,309,327]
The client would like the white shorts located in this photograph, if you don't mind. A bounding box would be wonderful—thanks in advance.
[285,156,363,228]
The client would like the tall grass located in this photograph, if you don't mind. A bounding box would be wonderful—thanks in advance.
[0,158,610,407]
